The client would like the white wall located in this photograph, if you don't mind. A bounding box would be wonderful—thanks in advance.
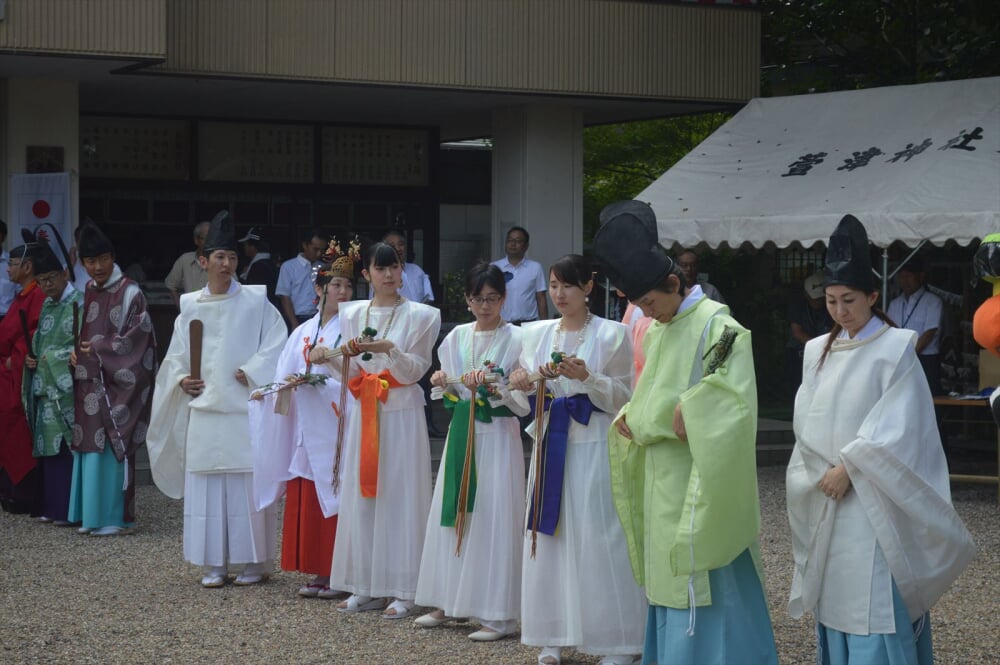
[3,79,79,235]
[491,104,583,308]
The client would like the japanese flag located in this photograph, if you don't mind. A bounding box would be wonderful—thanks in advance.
[9,172,72,264]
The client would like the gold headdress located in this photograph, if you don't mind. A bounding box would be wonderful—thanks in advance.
[317,235,361,281]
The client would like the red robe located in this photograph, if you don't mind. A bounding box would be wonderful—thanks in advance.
[0,282,45,484]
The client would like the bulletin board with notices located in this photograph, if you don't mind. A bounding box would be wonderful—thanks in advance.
[198,121,315,183]
[322,127,429,187]
[80,116,190,180]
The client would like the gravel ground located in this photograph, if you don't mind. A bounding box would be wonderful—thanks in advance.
[0,466,996,665]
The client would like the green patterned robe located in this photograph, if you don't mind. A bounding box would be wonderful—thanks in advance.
[23,287,84,457]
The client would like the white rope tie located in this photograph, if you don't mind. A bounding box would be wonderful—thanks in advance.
[686,477,700,637]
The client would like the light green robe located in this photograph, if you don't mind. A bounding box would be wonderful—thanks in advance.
[608,296,763,608]
[23,287,84,457]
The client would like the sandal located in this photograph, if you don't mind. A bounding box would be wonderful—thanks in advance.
[297,582,325,597]
[598,656,641,665]
[317,586,349,600]
[383,599,415,620]
[414,610,465,628]
[538,646,561,665]
[201,574,226,588]
[336,594,386,613]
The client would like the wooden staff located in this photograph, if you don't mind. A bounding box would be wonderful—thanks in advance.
[332,354,350,494]
[18,310,35,360]
[72,301,80,350]
[315,345,346,362]
[453,393,477,556]
[440,372,502,386]
[529,377,548,558]
[189,319,203,381]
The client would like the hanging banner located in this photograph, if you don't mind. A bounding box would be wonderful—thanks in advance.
[9,172,73,265]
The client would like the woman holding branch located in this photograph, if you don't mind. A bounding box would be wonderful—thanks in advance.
[249,238,359,600]
[413,261,529,641]
[508,254,646,665]
[308,241,441,619]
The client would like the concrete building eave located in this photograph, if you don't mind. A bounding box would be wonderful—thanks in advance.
[0,52,742,141]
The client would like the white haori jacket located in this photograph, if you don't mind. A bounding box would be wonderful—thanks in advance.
[249,312,351,517]
[147,281,286,498]
[787,321,975,634]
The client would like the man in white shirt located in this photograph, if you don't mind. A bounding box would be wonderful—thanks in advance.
[165,221,211,308]
[678,250,726,304]
[0,221,15,317]
[491,226,548,324]
[375,230,434,304]
[887,258,944,394]
[276,228,326,330]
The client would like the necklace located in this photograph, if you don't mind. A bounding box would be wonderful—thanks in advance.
[553,311,592,357]
[363,295,402,340]
[469,322,503,371]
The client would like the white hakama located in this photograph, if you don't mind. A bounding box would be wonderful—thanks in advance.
[183,471,276,567]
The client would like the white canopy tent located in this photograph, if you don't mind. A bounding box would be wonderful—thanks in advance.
[638,77,1000,252]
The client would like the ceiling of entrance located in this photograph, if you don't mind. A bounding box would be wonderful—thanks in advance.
[3,54,734,141]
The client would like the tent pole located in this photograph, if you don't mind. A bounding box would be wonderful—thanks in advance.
[882,249,889,309]
[878,239,928,309]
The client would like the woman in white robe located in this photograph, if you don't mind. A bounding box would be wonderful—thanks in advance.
[414,262,528,641]
[250,247,357,599]
[510,254,646,665]
[787,215,974,665]
[309,241,441,619]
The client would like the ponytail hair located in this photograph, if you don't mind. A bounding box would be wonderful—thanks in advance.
[817,305,896,369]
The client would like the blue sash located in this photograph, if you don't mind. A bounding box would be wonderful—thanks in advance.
[528,393,600,535]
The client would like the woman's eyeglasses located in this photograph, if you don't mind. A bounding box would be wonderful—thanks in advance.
[469,294,502,305]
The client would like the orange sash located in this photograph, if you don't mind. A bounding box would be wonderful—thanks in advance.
[348,369,405,498]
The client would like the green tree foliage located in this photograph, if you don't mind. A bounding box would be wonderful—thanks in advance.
[761,0,1000,93]
[583,113,730,242]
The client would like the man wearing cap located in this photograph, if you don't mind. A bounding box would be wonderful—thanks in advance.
[785,271,834,393]
[69,223,157,536]
[886,259,944,395]
[491,226,548,324]
[165,221,211,309]
[594,200,777,665]
[239,227,280,311]
[147,211,286,588]
[277,228,327,330]
[0,231,46,514]
[22,230,82,525]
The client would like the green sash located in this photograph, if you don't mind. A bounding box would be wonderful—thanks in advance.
[439,392,514,527]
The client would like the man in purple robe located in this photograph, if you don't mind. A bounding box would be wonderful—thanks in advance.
[69,223,156,536]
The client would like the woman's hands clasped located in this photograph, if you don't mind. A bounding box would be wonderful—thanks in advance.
[818,464,852,501]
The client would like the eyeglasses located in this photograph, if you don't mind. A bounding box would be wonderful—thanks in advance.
[506,237,527,245]
[37,273,63,286]
[469,294,503,305]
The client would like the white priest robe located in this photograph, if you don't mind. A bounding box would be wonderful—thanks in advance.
[250,312,351,517]
[328,298,441,600]
[147,280,286,566]
[787,319,975,635]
